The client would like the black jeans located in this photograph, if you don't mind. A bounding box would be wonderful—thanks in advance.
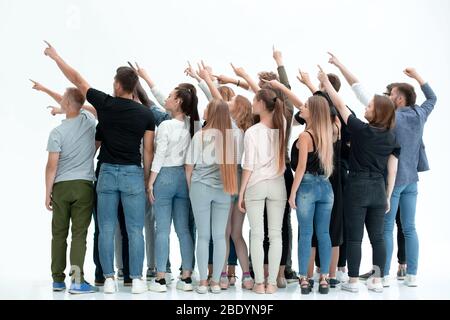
[338,163,349,268]
[345,172,387,278]
[396,208,406,265]
[93,165,130,282]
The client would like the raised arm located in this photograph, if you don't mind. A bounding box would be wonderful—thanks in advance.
[43,41,90,97]
[214,74,250,91]
[327,52,360,86]
[132,62,167,108]
[296,69,318,94]
[404,68,437,118]
[185,61,214,101]
[318,65,352,124]
[262,79,304,110]
[231,63,260,93]
[30,79,97,118]
[197,63,223,100]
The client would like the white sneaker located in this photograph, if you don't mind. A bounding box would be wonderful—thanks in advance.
[403,275,418,287]
[176,278,194,291]
[382,276,391,288]
[209,284,221,294]
[196,285,208,294]
[131,279,148,294]
[103,278,117,294]
[366,277,383,293]
[336,270,349,283]
[165,272,174,285]
[341,282,359,293]
[149,278,167,292]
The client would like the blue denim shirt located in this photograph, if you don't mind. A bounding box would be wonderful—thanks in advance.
[393,83,436,186]
[149,104,171,126]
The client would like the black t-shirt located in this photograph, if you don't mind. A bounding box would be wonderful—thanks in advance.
[87,88,155,166]
[347,114,400,174]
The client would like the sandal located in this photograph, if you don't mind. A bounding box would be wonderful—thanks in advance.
[318,276,329,294]
[228,273,237,286]
[299,277,311,295]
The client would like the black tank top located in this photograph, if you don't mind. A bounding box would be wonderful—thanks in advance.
[290,131,323,174]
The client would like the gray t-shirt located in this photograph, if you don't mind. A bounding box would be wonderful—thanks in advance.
[47,110,96,183]
[185,130,223,189]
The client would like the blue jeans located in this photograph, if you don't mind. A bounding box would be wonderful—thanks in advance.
[295,174,333,276]
[384,183,419,276]
[154,166,194,273]
[97,164,146,279]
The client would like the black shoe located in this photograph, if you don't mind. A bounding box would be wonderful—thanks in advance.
[124,278,132,287]
[299,278,312,295]
[309,279,314,288]
[329,278,340,288]
[318,278,330,294]
[359,270,374,280]
[284,269,298,283]
[94,278,105,287]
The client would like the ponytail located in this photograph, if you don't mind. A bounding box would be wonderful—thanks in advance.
[255,88,286,173]
[175,83,200,137]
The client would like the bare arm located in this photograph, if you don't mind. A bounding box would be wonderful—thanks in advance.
[297,70,318,94]
[143,130,155,189]
[185,165,194,190]
[328,52,360,87]
[318,65,352,124]
[385,155,399,213]
[238,169,253,213]
[43,41,90,97]
[45,152,59,211]
[214,74,250,91]
[231,63,260,93]
[197,63,223,100]
[288,133,309,209]
[262,79,304,109]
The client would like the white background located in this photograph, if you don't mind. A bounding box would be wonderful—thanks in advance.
[0,0,449,299]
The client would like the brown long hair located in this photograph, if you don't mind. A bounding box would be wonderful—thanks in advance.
[203,99,238,195]
[255,88,286,174]
[218,86,235,102]
[231,95,254,132]
[307,96,334,178]
[371,95,396,130]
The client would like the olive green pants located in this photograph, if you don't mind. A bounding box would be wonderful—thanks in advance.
[51,180,93,283]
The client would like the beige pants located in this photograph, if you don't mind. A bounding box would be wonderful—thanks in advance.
[245,176,287,285]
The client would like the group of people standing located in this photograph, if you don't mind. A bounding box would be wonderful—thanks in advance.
[34,41,436,295]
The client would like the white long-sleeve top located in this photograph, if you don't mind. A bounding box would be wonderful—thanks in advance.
[151,117,191,173]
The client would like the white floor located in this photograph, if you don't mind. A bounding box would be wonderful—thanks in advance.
[3,273,450,300]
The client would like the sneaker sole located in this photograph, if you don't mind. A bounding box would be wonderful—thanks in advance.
[368,288,383,293]
[176,284,194,291]
[132,288,148,294]
[52,288,66,292]
[341,287,359,293]
[69,289,95,294]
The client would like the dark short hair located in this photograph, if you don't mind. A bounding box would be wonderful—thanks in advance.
[115,67,139,93]
[391,83,416,106]
[371,95,396,130]
[327,73,341,92]
[65,87,85,108]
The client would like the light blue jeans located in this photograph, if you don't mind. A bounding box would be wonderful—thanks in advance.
[154,166,194,273]
[384,183,419,276]
[97,164,145,279]
[190,181,232,283]
[296,174,333,276]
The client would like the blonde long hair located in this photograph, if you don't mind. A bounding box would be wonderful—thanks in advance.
[203,99,238,195]
[307,96,334,178]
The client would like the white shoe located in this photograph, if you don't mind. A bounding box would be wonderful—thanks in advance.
[341,282,359,293]
[131,279,148,294]
[103,278,117,294]
[165,272,174,285]
[176,278,194,291]
[366,277,383,293]
[209,284,221,294]
[403,275,418,287]
[336,270,349,283]
[148,278,167,292]
[196,285,208,294]
[382,276,391,288]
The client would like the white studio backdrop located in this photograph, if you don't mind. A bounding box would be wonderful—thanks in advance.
[0,0,449,288]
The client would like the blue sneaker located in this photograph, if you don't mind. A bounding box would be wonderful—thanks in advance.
[53,282,66,292]
[69,282,98,294]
